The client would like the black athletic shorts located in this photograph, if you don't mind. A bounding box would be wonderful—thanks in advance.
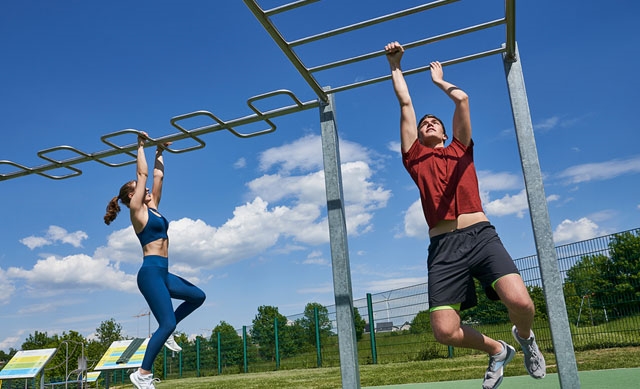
[427,221,520,311]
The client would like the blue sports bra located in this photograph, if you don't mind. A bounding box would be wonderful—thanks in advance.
[136,208,169,246]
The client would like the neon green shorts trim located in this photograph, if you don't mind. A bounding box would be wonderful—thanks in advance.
[429,303,461,313]
[491,274,514,289]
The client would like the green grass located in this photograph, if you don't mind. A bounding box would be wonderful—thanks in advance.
[141,347,640,389]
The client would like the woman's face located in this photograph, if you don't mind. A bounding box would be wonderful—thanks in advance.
[128,181,152,204]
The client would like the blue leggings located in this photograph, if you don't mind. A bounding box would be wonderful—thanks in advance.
[137,255,206,371]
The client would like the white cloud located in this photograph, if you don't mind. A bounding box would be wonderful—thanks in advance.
[553,217,602,244]
[6,254,136,294]
[19,236,50,250]
[477,171,522,192]
[20,225,88,249]
[484,189,529,218]
[0,332,23,352]
[0,269,16,304]
[387,141,401,154]
[533,115,583,133]
[557,155,640,184]
[533,116,559,132]
[301,250,329,266]
[400,199,428,239]
[258,134,371,173]
[302,257,329,266]
[234,157,246,169]
[93,226,140,265]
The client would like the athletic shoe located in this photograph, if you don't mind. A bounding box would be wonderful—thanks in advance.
[164,335,182,352]
[130,370,155,389]
[482,340,515,389]
[512,325,546,379]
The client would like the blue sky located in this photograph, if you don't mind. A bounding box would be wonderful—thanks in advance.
[1,0,639,352]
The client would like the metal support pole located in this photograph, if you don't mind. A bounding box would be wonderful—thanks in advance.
[217,332,222,374]
[503,43,580,389]
[319,91,360,388]
[274,317,281,370]
[242,326,248,374]
[366,293,377,365]
[314,306,322,368]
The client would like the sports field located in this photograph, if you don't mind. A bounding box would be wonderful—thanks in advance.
[367,368,640,388]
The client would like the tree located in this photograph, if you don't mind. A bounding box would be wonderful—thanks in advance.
[211,321,244,366]
[605,231,640,316]
[95,318,123,348]
[564,231,640,323]
[173,331,189,347]
[0,348,16,363]
[353,308,367,341]
[296,303,332,347]
[459,281,509,325]
[565,254,607,299]
[410,310,431,334]
[22,330,58,350]
[564,254,610,325]
[250,305,288,361]
[21,331,89,382]
[527,285,548,321]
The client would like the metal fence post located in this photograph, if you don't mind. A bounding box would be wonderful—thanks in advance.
[274,317,281,370]
[366,293,378,364]
[242,326,248,373]
[217,332,222,374]
[314,306,322,367]
[196,337,201,377]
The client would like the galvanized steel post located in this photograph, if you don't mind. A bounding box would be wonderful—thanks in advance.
[320,91,361,388]
[503,43,580,389]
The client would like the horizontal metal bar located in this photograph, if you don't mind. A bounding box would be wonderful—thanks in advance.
[264,0,320,16]
[309,18,506,73]
[0,93,320,181]
[325,46,507,95]
[243,0,328,102]
[289,0,460,47]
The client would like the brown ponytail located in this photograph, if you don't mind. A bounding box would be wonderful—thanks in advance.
[104,180,135,225]
[104,196,121,225]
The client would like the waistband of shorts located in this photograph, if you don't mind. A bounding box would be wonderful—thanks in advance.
[429,221,493,245]
[142,255,168,268]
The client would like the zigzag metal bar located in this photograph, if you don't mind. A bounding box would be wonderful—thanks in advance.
[0,159,82,181]
[100,129,149,167]
[0,90,319,182]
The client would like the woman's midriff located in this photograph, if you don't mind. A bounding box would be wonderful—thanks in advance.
[142,238,169,257]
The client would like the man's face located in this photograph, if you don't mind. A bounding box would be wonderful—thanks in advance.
[418,116,446,145]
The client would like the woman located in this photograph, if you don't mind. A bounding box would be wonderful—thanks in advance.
[104,132,206,389]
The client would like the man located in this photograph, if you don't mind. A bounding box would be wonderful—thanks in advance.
[385,41,546,388]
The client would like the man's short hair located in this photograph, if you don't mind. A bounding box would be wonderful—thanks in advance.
[417,114,446,137]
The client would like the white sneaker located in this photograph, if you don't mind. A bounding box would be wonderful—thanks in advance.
[130,370,155,389]
[164,335,182,352]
